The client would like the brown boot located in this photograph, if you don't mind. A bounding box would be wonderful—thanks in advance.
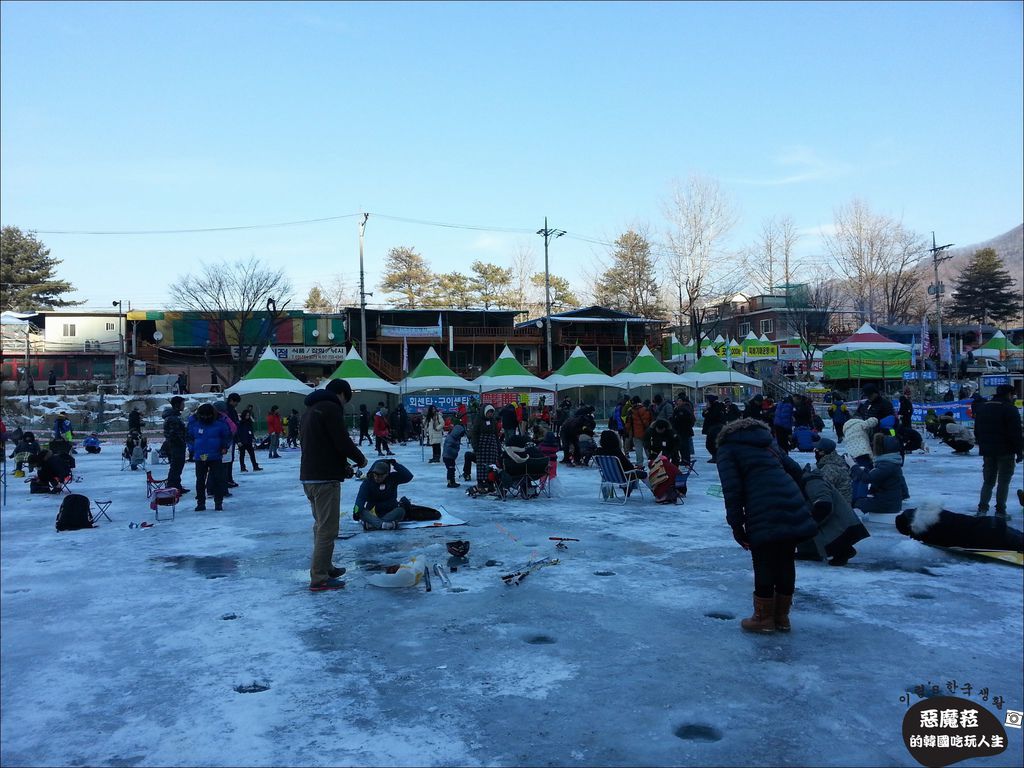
[740,593,776,633]
[774,593,793,632]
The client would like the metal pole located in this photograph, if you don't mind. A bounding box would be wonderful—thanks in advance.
[929,231,954,389]
[359,213,369,357]
[537,217,565,372]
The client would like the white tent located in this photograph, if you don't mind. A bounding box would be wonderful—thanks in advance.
[224,347,313,396]
[678,347,763,389]
[320,347,400,394]
[473,346,556,392]
[611,344,681,387]
[399,347,474,392]
[546,346,625,389]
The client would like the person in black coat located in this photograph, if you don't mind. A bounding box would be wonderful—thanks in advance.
[236,407,262,472]
[896,504,1023,552]
[357,404,371,446]
[898,389,914,430]
[716,418,817,633]
[128,407,143,435]
[670,396,696,462]
[644,418,681,466]
[702,396,727,463]
[499,403,519,438]
[793,395,814,429]
[974,384,1023,518]
[862,383,895,423]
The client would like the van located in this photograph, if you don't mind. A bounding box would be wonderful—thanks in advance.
[965,357,1008,374]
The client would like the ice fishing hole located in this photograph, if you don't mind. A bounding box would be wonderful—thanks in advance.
[705,611,735,620]
[908,593,935,600]
[234,682,270,694]
[674,724,722,742]
[525,635,557,645]
[449,587,468,593]
[221,613,239,620]
[594,571,616,576]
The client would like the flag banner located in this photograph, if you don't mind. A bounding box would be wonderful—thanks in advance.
[921,315,932,358]
[449,324,454,352]
[402,336,409,373]
[624,322,629,345]
[381,324,441,338]
[911,334,917,367]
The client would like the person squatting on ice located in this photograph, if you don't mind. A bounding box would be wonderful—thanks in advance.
[186,403,231,512]
[300,379,366,591]
[715,417,817,633]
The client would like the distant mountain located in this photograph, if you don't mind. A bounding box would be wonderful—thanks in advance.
[933,224,1023,288]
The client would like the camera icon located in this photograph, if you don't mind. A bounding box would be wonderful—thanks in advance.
[1005,710,1023,729]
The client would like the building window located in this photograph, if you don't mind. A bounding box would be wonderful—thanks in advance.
[62,324,76,337]
[514,347,536,368]
[738,322,751,337]
[105,322,115,331]
[760,319,774,335]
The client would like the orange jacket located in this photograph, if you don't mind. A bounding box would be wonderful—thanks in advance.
[267,412,284,435]
[627,404,652,439]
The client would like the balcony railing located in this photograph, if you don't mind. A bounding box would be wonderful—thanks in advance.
[367,326,541,341]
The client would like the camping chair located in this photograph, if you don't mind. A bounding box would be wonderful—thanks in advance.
[676,458,697,496]
[146,470,168,499]
[149,487,179,521]
[593,454,647,505]
[93,499,113,523]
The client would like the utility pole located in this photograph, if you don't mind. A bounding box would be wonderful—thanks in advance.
[358,213,370,357]
[928,231,954,381]
[537,217,565,372]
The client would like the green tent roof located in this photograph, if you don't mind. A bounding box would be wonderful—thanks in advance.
[552,347,606,377]
[242,347,303,380]
[326,349,380,381]
[479,346,535,378]
[408,347,462,379]
[689,350,729,374]
[617,345,674,375]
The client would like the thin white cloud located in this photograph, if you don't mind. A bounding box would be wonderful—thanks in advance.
[727,146,851,187]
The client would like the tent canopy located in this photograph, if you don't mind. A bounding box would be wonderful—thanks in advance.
[473,345,555,391]
[225,347,313,396]
[321,348,400,393]
[612,344,680,386]
[547,346,624,389]
[400,347,474,391]
[976,330,1023,358]
[822,323,911,380]
[680,347,762,388]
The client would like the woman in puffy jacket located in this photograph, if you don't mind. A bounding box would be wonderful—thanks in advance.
[852,434,909,516]
[716,418,817,634]
[187,403,232,511]
[424,405,445,463]
[266,405,284,459]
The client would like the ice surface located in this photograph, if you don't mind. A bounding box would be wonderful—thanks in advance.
[1,427,1021,767]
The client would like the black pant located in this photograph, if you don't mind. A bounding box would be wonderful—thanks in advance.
[165,445,186,490]
[774,427,792,452]
[375,435,390,454]
[359,427,371,446]
[463,451,476,478]
[444,457,456,483]
[431,443,441,462]
[750,540,798,598]
[238,443,259,470]
[195,460,224,503]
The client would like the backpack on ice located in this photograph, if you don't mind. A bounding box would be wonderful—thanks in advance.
[56,494,95,531]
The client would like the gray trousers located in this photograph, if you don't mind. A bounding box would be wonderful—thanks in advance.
[360,503,406,530]
[304,482,341,584]
[978,454,1015,515]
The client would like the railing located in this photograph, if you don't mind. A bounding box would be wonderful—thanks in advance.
[365,348,403,381]
[556,332,662,347]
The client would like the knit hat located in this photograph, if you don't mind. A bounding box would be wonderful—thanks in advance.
[369,459,391,476]
[814,436,837,454]
[325,378,352,402]
[484,404,495,414]
[995,384,1014,398]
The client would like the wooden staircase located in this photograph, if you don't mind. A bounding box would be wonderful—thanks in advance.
[365,349,403,382]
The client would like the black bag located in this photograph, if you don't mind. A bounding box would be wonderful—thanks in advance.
[56,494,95,531]
[31,479,58,494]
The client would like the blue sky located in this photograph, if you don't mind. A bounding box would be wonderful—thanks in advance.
[2,1,1021,311]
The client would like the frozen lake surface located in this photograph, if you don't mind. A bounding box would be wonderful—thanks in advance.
[2,427,1021,767]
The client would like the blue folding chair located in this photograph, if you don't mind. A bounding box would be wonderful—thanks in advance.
[593,454,646,504]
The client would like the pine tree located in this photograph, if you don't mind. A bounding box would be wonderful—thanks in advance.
[470,261,515,309]
[592,230,664,317]
[947,248,1020,324]
[429,272,475,309]
[304,286,332,313]
[379,247,433,308]
[531,273,581,312]
[0,227,80,312]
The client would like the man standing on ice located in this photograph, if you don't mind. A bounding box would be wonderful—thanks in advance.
[974,384,1023,519]
[300,378,367,591]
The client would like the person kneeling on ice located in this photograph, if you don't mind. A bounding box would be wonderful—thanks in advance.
[895,503,1023,553]
[442,424,466,488]
[937,412,975,455]
[797,463,870,566]
[852,434,909,517]
[353,459,440,530]
[83,434,102,454]
[812,437,853,503]
[716,418,817,633]
[842,416,878,502]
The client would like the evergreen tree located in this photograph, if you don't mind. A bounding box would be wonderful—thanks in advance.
[429,272,475,309]
[592,230,664,317]
[304,286,332,313]
[530,273,581,312]
[0,227,80,312]
[947,248,1020,324]
[379,246,433,308]
[470,261,515,309]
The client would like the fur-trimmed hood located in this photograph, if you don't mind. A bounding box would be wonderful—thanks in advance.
[907,502,943,535]
[717,417,771,446]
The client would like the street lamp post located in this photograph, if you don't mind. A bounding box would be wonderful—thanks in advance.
[358,213,372,357]
[112,300,124,392]
[537,217,565,372]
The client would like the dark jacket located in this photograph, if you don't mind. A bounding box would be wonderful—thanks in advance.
[866,395,895,422]
[715,418,816,547]
[442,424,466,462]
[644,420,680,465]
[299,390,365,482]
[499,404,519,433]
[773,400,794,430]
[353,462,413,518]
[973,396,1023,458]
[469,410,500,450]
[236,412,256,447]
[897,505,1023,552]
[701,402,727,435]
[162,406,188,451]
[595,430,636,475]
[671,403,696,438]
[793,398,814,428]
[128,409,142,433]
[855,444,909,514]
[898,395,913,418]
[358,406,370,433]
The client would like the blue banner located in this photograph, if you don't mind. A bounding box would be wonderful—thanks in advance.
[403,394,473,413]
[912,399,973,423]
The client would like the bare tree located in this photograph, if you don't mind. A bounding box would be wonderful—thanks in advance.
[824,199,926,325]
[780,267,843,380]
[169,257,293,386]
[509,242,537,316]
[663,174,741,353]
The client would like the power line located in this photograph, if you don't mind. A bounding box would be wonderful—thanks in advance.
[23,212,364,235]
